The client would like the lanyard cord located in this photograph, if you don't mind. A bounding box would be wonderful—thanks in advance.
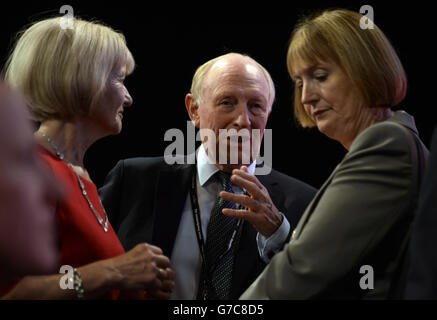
[188,171,243,270]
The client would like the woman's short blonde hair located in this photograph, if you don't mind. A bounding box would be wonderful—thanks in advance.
[3,17,135,121]
[287,9,407,127]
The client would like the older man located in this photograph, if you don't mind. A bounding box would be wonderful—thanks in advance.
[100,53,316,299]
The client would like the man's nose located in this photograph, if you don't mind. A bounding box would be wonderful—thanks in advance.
[234,105,251,129]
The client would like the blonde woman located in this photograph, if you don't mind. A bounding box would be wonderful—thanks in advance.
[237,9,428,299]
[1,17,174,299]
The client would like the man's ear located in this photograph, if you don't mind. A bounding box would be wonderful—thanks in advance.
[268,103,273,116]
[185,93,200,128]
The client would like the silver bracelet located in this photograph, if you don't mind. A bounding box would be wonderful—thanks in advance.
[73,268,85,299]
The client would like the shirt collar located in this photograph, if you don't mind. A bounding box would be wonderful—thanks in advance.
[196,144,256,187]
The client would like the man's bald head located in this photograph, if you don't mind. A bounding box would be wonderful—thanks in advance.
[190,53,275,109]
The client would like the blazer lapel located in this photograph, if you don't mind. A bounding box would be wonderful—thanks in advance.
[152,163,195,257]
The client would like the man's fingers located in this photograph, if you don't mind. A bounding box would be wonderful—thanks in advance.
[233,169,264,189]
[220,191,262,210]
[230,175,265,200]
[239,165,249,173]
[222,208,254,221]
[232,169,262,187]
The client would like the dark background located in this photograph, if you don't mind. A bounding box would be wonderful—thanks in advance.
[2,1,434,189]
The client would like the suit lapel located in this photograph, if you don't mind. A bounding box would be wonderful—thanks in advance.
[152,163,195,257]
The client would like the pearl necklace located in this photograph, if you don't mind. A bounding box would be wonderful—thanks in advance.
[39,131,109,232]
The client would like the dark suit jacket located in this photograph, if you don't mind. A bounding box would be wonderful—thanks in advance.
[405,125,437,299]
[99,157,316,299]
[240,111,429,299]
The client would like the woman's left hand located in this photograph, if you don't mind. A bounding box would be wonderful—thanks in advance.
[220,166,283,237]
[146,267,175,300]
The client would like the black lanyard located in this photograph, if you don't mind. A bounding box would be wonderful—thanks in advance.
[188,171,243,266]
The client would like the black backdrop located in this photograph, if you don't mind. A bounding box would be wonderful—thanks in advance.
[2,1,435,189]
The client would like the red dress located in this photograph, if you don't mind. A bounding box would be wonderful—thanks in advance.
[42,146,127,299]
[1,146,126,299]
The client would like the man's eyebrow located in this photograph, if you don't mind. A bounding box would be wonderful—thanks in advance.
[250,95,268,103]
[214,90,237,98]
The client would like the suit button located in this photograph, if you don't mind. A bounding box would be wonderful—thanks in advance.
[292,230,296,239]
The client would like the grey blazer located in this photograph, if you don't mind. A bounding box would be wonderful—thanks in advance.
[240,111,428,299]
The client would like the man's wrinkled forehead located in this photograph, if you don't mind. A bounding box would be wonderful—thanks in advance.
[208,57,262,79]
[210,57,260,74]
[204,58,267,93]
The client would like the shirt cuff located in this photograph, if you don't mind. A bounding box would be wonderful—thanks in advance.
[256,213,290,263]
